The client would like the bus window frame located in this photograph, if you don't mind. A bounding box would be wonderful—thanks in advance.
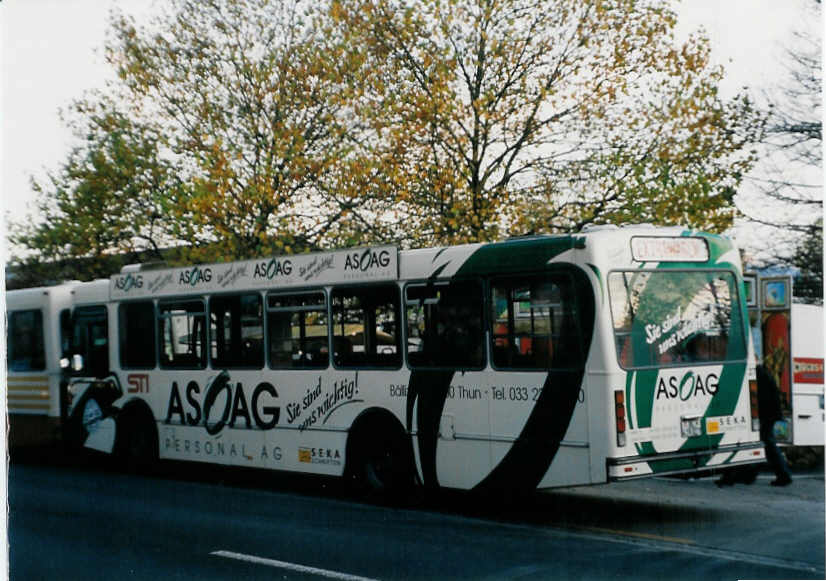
[266,288,330,370]
[488,270,586,373]
[60,308,72,361]
[70,304,111,378]
[330,282,403,371]
[607,267,749,371]
[157,297,208,370]
[7,308,46,372]
[208,291,265,370]
[402,278,487,372]
[118,299,158,370]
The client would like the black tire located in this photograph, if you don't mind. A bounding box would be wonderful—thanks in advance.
[347,417,414,501]
[116,408,159,473]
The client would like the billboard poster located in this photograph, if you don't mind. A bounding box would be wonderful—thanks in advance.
[760,277,793,443]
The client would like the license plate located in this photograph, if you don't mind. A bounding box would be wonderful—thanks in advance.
[681,415,703,438]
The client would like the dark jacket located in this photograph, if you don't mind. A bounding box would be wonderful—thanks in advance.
[757,364,783,424]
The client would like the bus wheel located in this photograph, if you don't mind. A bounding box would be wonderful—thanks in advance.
[347,418,413,501]
[117,408,158,473]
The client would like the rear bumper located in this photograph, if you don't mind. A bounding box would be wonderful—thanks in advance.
[608,441,765,481]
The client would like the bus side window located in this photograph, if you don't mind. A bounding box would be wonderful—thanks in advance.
[332,285,401,369]
[405,280,485,369]
[7,309,45,372]
[267,291,328,369]
[119,301,157,369]
[210,293,263,369]
[490,275,580,370]
[158,300,206,369]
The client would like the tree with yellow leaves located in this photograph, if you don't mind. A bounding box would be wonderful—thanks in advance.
[10,0,764,280]
[333,0,763,246]
[106,0,394,261]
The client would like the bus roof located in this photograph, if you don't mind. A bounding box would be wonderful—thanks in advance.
[108,226,734,301]
[6,283,76,311]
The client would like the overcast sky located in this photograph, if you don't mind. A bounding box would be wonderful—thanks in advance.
[0,0,815,262]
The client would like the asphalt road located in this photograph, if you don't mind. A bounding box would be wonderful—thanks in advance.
[8,453,825,580]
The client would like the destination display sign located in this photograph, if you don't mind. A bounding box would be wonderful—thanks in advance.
[110,246,398,299]
[630,236,709,263]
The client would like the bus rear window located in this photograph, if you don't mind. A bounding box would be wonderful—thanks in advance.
[608,270,746,369]
[7,309,45,371]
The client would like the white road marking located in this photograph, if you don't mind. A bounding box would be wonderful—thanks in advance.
[210,550,380,581]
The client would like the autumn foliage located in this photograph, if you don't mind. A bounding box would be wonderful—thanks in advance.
[10,0,763,275]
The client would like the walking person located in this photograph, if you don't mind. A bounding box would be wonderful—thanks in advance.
[757,364,793,486]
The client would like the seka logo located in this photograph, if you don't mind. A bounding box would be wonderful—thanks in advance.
[344,248,391,272]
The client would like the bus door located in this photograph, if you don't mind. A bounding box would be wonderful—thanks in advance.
[61,304,121,450]
[487,271,592,489]
[404,280,490,489]
[71,306,110,378]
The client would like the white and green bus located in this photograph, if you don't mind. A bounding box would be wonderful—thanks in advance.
[61,225,765,492]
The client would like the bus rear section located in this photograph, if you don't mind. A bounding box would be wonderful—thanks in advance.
[6,284,73,449]
[600,233,765,479]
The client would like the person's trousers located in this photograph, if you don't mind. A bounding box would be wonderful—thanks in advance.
[760,424,792,480]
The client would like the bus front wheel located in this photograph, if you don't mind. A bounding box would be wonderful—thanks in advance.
[116,406,158,473]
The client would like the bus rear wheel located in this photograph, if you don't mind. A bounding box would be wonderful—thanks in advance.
[347,417,414,500]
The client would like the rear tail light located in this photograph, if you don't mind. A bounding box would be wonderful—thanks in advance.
[615,390,626,447]
[749,378,759,431]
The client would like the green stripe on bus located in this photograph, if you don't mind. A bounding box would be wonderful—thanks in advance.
[455,237,576,277]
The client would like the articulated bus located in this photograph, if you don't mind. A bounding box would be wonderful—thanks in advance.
[52,225,766,492]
